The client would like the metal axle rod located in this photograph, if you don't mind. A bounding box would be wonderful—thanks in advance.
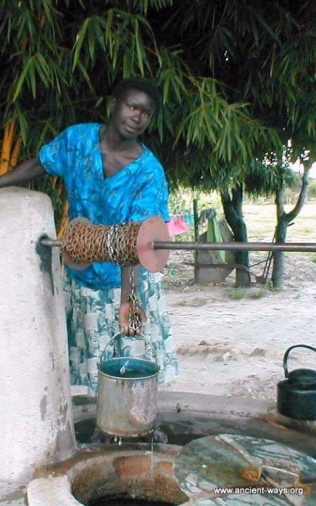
[152,241,316,253]
[41,238,63,247]
[38,216,316,274]
[41,237,316,253]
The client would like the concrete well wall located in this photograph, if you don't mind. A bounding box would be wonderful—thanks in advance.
[0,187,76,483]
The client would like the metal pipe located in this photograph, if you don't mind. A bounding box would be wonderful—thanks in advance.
[152,241,316,253]
[40,238,63,247]
[39,237,316,253]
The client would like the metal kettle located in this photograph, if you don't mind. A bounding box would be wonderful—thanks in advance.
[277,344,316,420]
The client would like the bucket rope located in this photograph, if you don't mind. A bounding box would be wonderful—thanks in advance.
[127,267,142,331]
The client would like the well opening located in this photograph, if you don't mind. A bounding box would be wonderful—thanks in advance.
[26,392,316,506]
[89,500,178,505]
[66,446,188,506]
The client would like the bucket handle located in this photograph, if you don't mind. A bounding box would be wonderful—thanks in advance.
[283,344,316,378]
[99,331,159,368]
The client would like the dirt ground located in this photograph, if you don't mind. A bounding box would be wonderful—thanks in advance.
[160,249,316,402]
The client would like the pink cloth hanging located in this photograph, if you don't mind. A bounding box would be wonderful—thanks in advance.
[167,215,191,236]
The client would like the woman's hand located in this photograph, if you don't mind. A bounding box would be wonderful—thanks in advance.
[119,301,147,336]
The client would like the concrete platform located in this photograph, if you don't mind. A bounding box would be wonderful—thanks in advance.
[0,481,27,505]
[1,391,316,505]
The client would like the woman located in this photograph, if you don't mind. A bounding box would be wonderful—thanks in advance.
[0,77,179,395]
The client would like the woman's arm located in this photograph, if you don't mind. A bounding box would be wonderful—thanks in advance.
[0,157,46,188]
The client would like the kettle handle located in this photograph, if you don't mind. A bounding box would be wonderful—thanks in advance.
[283,344,316,378]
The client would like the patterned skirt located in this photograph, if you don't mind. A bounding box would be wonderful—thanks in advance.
[64,271,179,396]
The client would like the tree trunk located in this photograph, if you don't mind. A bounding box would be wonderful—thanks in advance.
[271,159,311,288]
[271,219,288,289]
[220,184,250,287]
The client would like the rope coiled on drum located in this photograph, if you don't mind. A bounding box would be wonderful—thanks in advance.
[63,219,142,266]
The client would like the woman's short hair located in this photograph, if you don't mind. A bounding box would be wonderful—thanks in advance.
[112,77,162,112]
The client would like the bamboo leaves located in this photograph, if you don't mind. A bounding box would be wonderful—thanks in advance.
[172,77,279,168]
[1,0,316,222]
[12,53,51,101]
[72,9,160,78]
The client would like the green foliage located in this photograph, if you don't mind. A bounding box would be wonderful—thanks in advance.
[1,0,316,226]
[227,287,247,300]
[72,9,161,78]
[159,0,316,191]
[227,286,269,300]
[169,188,220,216]
[248,287,269,299]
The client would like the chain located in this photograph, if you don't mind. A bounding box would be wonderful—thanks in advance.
[63,219,140,265]
[127,266,142,331]
[106,224,117,262]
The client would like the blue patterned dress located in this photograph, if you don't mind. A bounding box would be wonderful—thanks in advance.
[39,123,179,395]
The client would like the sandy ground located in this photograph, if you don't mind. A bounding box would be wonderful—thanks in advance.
[160,250,316,402]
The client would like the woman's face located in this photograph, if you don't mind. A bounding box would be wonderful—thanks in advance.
[111,90,156,141]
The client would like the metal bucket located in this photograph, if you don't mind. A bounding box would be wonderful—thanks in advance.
[96,333,159,437]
